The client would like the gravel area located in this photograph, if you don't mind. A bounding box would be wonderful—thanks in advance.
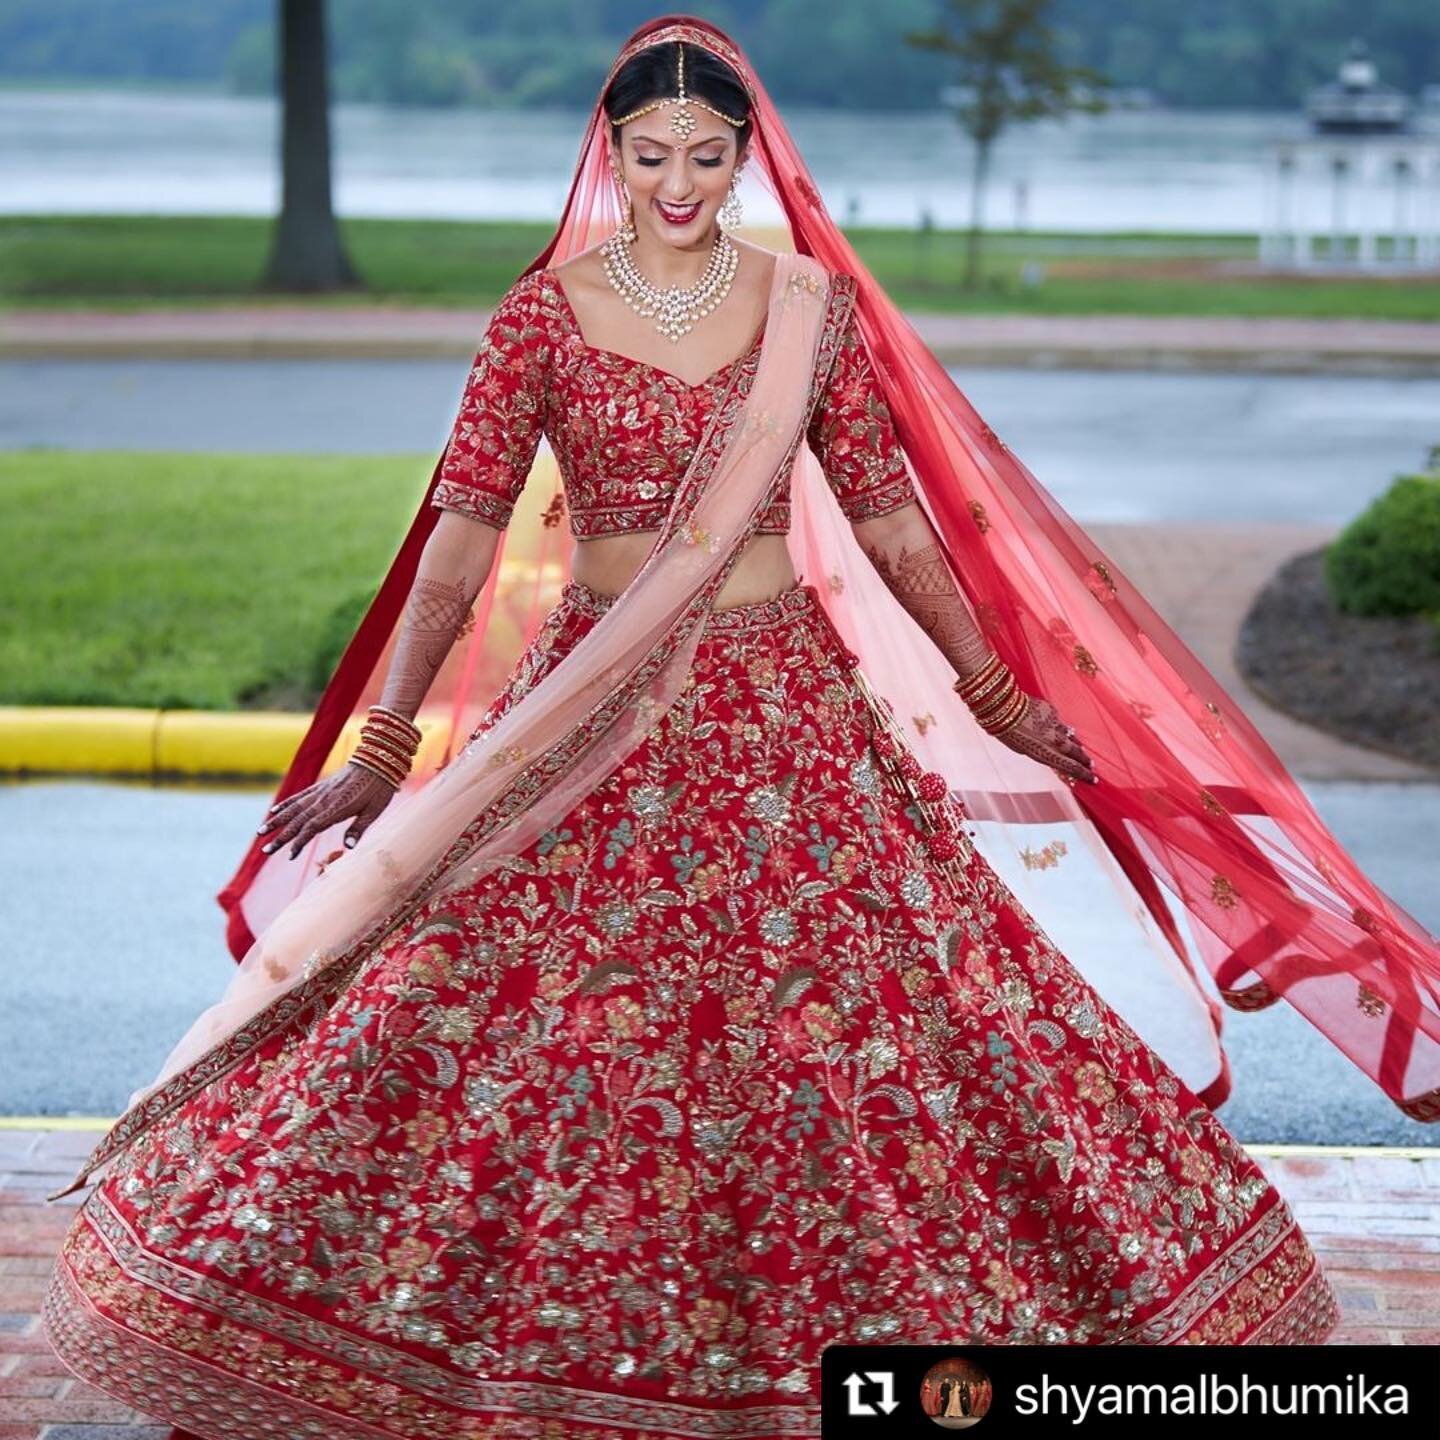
[1238,547,1440,773]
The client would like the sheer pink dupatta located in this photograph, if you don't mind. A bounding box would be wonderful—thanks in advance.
[51,253,836,1198]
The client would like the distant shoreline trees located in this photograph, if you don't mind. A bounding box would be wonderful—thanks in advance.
[0,1,1434,113]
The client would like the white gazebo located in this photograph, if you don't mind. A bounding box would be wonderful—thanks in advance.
[1260,132,1440,272]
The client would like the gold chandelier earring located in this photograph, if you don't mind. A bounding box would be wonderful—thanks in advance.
[610,164,636,243]
[719,169,744,231]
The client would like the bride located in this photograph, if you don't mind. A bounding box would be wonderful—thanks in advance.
[42,12,1440,1439]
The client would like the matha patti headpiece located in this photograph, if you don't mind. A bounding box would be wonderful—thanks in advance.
[606,33,753,139]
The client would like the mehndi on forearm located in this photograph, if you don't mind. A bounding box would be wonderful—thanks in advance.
[379,572,481,720]
[859,510,993,680]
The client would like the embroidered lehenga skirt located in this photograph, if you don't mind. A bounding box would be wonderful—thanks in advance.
[43,578,1341,1440]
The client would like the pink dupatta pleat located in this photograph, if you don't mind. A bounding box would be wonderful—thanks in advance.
[54,250,841,1198]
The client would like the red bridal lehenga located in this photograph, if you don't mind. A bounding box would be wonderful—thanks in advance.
[39,13,1440,1440]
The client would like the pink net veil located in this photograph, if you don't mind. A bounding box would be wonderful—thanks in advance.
[208,12,1440,1128]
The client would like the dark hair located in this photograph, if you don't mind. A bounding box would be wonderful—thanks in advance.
[603,41,752,157]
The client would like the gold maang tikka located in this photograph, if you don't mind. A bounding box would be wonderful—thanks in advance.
[609,42,748,140]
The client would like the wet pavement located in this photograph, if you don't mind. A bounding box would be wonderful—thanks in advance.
[4,358,1440,526]
[2,775,1437,1146]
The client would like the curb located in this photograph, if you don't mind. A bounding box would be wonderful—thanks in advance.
[8,336,1440,376]
[7,310,1440,376]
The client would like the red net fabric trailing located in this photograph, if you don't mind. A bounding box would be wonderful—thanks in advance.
[217,13,1440,1122]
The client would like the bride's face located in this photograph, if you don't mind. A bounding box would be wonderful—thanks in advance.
[612,107,741,250]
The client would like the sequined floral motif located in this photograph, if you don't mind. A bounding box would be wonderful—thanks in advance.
[45,579,1338,1439]
[431,267,917,538]
[1357,981,1387,1017]
[1085,560,1118,601]
[1351,904,1382,935]
[1021,840,1068,871]
[1211,873,1241,909]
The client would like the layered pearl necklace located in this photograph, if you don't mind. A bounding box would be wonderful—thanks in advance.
[599,226,739,344]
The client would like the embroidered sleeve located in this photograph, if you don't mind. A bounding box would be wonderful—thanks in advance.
[807,305,918,523]
[431,271,552,531]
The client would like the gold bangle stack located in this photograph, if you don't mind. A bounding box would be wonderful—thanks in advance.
[349,704,422,790]
[954,654,1031,738]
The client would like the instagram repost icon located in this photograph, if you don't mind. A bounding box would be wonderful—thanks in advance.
[920,1356,992,1428]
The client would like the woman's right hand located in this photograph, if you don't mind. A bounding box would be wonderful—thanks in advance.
[256,762,399,860]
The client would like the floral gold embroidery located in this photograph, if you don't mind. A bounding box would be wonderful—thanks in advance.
[1085,561,1118,601]
[1021,840,1068,871]
[43,280,1341,1429]
[1211,874,1240,909]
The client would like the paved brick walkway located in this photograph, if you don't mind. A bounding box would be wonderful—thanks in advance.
[2,1124,1437,1433]
[4,306,1440,373]
[1089,522,1434,782]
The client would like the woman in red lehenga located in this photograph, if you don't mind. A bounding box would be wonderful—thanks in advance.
[40,14,1440,1440]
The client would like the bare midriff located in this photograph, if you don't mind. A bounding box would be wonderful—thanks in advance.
[571,531,798,609]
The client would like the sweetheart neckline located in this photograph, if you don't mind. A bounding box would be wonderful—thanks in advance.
[543,269,768,392]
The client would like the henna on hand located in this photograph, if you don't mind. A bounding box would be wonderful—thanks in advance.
[256,763,397,859]
[999,697,1098,785]
[255,561,483,862]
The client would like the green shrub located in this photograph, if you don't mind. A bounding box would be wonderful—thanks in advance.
[1324,471,1440,617]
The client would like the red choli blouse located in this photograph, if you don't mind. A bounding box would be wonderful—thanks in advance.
[431,266,917,537]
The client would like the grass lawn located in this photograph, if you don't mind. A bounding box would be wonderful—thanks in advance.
[0,451,430,710]
[3,215,1438,321]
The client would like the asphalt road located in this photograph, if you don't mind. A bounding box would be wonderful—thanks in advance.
[2,776,1437,1146]
[4,358,1440,524]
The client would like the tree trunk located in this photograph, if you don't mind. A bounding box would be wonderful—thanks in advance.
[261,0,359,292]
[963,137,991,292]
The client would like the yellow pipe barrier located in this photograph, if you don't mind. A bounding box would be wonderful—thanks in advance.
[0,706,483,780]
[0,705,312,778]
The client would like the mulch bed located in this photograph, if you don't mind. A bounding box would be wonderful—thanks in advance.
[1237,547,1440,773]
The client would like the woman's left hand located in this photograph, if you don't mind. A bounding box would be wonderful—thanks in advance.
[997,695,1098,786]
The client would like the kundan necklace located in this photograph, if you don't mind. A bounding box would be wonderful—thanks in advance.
[599,226,739,344]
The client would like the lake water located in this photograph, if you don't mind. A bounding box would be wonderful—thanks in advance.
[4,87,1437,233]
